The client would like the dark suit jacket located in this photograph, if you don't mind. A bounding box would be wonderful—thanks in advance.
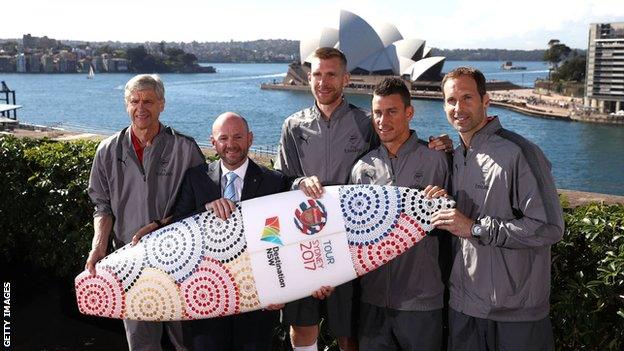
[171,158,288,349]
[172,158,289,220]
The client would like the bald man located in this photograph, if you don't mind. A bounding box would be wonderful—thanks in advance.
[171,112,289,350]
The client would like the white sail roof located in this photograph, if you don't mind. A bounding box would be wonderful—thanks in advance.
[301,10,445,81]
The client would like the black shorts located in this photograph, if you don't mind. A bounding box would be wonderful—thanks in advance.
[282,281,357,337]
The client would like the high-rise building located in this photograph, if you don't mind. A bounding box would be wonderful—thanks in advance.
[585,22,624,113]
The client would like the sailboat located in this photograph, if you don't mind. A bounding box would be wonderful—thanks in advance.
[87,66,95,79]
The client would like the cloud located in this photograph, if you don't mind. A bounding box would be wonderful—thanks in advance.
[2,0,623,48]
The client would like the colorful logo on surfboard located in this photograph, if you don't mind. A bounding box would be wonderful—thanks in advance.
[294,200,328,235]
[261,216,283,245]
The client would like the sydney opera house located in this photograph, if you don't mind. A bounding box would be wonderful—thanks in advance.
[280,10,446,91]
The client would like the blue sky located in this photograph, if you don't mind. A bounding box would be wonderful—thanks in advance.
[2,0,623,49]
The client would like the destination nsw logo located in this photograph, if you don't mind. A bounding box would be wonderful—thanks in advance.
[260,216,282,245]
[294,199,327,235]
[266,247,285,288]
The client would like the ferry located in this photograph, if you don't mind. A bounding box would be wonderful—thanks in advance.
[501,61,527,70]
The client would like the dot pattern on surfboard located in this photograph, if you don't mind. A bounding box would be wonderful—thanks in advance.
[75,185,455,321]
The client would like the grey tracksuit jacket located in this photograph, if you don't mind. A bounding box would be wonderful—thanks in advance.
[449,117,564,322]
[275,99,378,186]
[88,124,205,246]
[350,131,451,311]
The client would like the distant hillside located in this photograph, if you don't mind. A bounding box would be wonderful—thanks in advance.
[1,36,586,63]
[431,48,585,61]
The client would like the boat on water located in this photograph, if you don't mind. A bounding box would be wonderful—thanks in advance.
[501,61,527,70]
[87,66,95,79]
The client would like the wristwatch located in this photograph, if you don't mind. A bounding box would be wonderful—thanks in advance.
[471,222,483,239]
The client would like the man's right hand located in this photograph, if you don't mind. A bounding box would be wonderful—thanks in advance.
[299,175,324,199]
[428,134,454,152]
[85,249,106,276]
[206,198,237,220]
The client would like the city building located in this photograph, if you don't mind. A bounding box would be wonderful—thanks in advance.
[41,54,55,73]
[0,56,14,72]
[16,53,26,73]
[29,53,41,73]
[585,22,624,113]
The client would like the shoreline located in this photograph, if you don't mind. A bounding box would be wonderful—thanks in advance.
[5,123,623,207]
[261,84,624,125]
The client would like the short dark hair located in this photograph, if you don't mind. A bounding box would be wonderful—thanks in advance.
[441,67,487,99]
[313,47,347,70]
[373,77,411,107]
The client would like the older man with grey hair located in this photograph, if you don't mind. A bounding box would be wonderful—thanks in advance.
[85,74,205,350]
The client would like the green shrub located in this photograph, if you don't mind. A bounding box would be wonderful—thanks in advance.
[551,203,624,350]
[0,135,97,278]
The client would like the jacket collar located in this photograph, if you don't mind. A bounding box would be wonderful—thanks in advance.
[311,98,348,121]
[207,158,263,201]
[380,130,421,159]
[459,116,501,152]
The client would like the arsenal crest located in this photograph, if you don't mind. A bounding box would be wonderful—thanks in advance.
[294,199,328,235]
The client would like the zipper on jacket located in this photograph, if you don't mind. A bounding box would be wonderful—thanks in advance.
[325,117,330,182]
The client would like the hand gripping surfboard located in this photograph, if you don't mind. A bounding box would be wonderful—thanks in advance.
[75,185,455,321]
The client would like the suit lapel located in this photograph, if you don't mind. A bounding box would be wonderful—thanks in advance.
[208,160,222,190]
[241,159,262,201]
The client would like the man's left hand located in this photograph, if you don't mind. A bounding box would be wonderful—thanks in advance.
[431,209,474,238]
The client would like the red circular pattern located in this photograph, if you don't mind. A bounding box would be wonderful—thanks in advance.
[181,257,239,319]
[75,268,125,319]
[350,213,426,276]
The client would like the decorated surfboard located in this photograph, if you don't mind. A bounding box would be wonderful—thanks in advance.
[75,185,455,321]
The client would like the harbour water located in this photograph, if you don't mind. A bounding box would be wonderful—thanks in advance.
[2,61,623,195]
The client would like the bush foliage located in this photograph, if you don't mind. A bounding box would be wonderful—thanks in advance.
[1,136,622,350]
[0,136,97,278]
[551,203,624,350]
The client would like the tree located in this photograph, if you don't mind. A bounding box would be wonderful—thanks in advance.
[551,51,586,82]
[544,39,571,69]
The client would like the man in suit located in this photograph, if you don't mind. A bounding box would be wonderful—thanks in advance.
[172,111,288,351]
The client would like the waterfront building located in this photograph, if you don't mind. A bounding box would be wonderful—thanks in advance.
[585,22,624,113]
[0,56,14,72]
[102,54,114,72]
[79,59,91,72]
[29,53,41,73]
[111,58,129,72]
[93,56,103,72]
[41,54,55,73]
[16,53,26,73]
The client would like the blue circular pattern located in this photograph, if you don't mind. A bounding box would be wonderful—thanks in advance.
[339,185,402,246]
[196,204,247,263]
[145,219,205,283]
[99,243,146,292]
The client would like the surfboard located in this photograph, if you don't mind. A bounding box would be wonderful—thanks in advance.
[75,185,455,321]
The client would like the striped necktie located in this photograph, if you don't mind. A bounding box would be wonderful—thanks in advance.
[223,172,238,202]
